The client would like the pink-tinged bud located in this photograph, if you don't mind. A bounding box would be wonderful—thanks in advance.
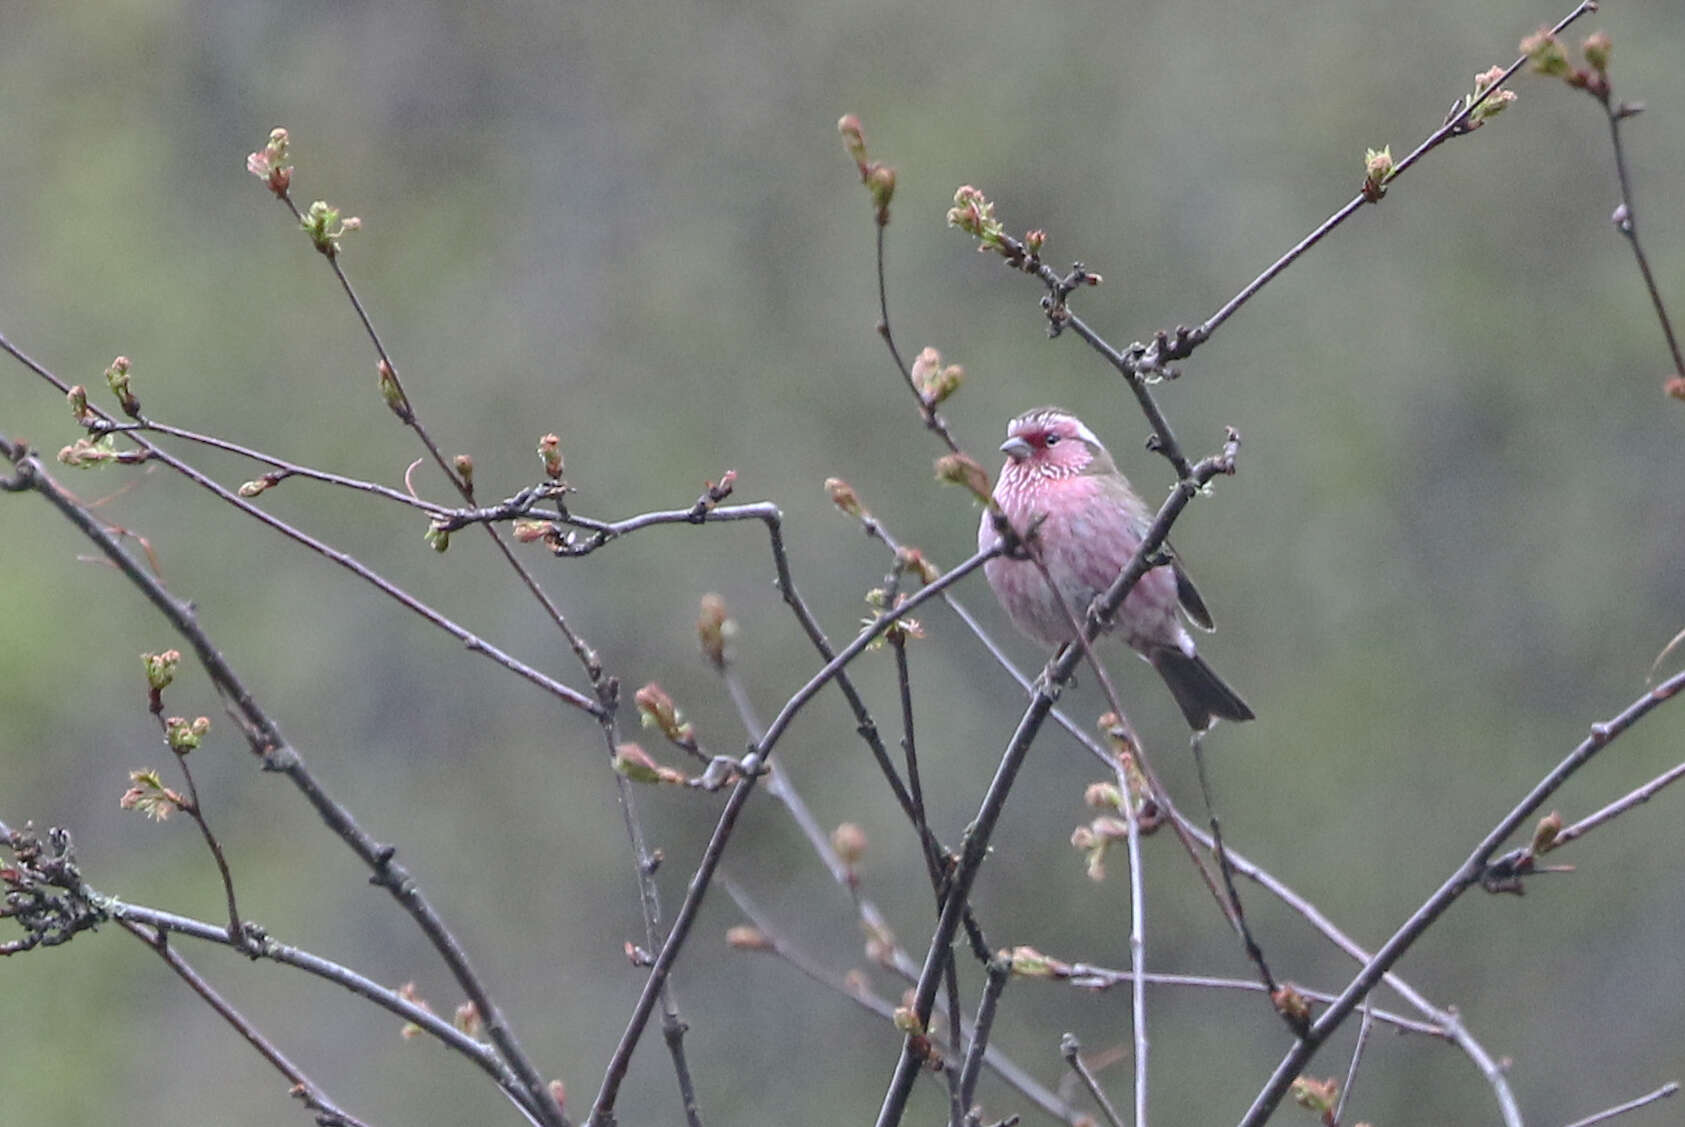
[1025,228,1046,255]
[119,768,182,821]
[141,650,181,692]
[1467,66,1517,128]
[105,356,140,417]
[1666,375,1685,401]
[1362,146,1393,202]
[512,520,553,543]
[830,822,867,866]
[726,925,773,951]
[895,546,940,585]
[452,454,475,489]
[397,981,432,1040]
[377,360,411,422]
[165,715,210,753]
[1290,1075,1337,1115]
[862,588,923,646]
[891,1006,924,1035]
[547,1081,566,1116]
[452,1000,483,1037]
[612,742,662,784]
[67,385,91,424]
[866,163,896,224]
[246,128,293,196]
[58,438,105,467]
[837,114,868,172]
[57,436,146,468]
[1273,984,1315,1026]
[302,200,359,257]
[1582,30,1611,74]
[909,346,965,407]
[612,742,685,785]
[1084,782,1122,810]
[1006,945,1066,978]
[1521,30,1571,78]
[634,682,695,747]
[1531,810,1563,854]
[946,185,1007,252]
[825,476,864,517]
[862,917,897,966]
[537,433,564,480]
[697,593,735,669]
[934,452,991,505]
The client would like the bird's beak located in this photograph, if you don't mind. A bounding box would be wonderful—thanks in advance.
[1000,436,1033,462]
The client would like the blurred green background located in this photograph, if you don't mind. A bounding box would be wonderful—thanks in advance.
[3,0,1683,1124]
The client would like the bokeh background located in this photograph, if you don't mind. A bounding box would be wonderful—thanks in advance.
[3,1,1683,1124]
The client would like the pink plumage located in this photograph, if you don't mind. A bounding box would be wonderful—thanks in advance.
[979,407,1253,730]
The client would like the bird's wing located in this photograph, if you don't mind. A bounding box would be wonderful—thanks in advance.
[1168,547,1216,632]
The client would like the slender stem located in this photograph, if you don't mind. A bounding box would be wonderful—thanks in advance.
[1120,749,1148,1127]
[1598,93,1685,379]
[1333,1002,1374,1126]
[167,745,245,944]
[1060,1035,1126,1127]
[1046,963,1442,1038]
[957,959,1010,1114]
[103,898,525,1098]
[1562,1082,1680,1127]
[875,222,962,453]
[116,418,446,513]
[603,721,705,1127]
[1548,759,1685,851]
[123,921,373,1127]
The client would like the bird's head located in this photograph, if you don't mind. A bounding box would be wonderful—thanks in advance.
[998,407,1116,481]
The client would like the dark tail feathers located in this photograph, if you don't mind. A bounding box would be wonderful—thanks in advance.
[1150,648,1255,731]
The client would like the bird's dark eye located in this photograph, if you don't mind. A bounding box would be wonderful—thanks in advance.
[1043,433,1061,446]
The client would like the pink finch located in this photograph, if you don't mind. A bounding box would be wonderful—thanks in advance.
[979,407,1254,730]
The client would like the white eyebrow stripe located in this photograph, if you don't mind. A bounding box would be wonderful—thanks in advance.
[1070,419,1103,447]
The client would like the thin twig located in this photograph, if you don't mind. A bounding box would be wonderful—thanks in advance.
[1549,758,1685,850]
[1591,78,1685,380]
[1333,1002,1374,1126]
[1040,963,1442,1038]
[103,418,448,513]
[164,740,245,945]
[99,898,527,1099]
[1060,1034,1126,1127]
[122,920,373,1127]
[1562,1082,1680,1127]
[957,958,1011,1115]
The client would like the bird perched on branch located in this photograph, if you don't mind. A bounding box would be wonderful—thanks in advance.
[979,406,1254,731]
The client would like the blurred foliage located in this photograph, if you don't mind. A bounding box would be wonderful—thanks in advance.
[2,1,1683,1125]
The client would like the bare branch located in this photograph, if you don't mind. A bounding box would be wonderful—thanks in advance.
[1562,1082,1680,1127]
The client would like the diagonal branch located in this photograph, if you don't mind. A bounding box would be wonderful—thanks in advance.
[1239,666,1685,1127]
